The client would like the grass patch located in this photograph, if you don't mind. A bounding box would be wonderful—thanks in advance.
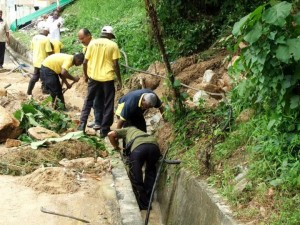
[61,0,160,70]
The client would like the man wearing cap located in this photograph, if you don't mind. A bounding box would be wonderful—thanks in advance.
[78,25,122,137]
[108,126,161,210]
[77,28,102,130]
[27,26,53,97]
[115,89,164,132]
[0,10,9,69]
[41,53,84,110]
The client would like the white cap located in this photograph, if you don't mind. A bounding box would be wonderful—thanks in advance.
[39,25,49,33]
[101,25,116,38]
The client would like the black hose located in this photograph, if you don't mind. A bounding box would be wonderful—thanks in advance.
[145,147,170,225]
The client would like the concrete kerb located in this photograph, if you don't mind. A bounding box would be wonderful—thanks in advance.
[107,140,144,225]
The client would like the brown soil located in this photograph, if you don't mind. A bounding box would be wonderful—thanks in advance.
[0,140,99,175]
[0,55,120,224]
[20,167,80,194]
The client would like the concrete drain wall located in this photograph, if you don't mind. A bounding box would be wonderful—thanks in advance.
[157,168,239,225]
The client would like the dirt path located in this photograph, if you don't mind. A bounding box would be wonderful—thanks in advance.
[0,51,122,225]
[0,174,120,225]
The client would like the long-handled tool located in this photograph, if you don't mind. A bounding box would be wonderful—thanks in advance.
[40,207,90,223]
[144,149,181,225]
[52,80,76,109]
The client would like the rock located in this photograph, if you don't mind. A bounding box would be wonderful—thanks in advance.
[0,106,22,143]
[234,166,248,182]
[5,138,22,148]
[234,178,250,194]
[146,114,161,126]
[202,70,215,84]
[59,157,95,169]
[0,88,7,97]
[236,108,255,123]
[193,90,209,104]
[28,126,60,140]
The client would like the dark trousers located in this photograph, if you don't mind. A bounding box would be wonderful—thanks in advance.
[129,143,160,209]
[80,79,115,132]
[27,67,45,95]
[0,42,5,66]
[93,94,103,126]
[41,66,65,109]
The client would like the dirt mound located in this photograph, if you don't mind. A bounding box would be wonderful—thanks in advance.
[126,50,229,101]
[20,167,80,194]
[155,122,173,153]
[49,140,97,159]
[0,140,98,175]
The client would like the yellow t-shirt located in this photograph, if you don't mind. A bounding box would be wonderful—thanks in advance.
[42,53,73,74]
[85,38,121,82]
[31,34,52,68]
[51,40,63,53]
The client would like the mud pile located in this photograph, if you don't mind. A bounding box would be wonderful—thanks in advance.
[20,167,79,194]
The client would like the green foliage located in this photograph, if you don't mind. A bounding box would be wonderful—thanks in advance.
[230,1,300,113]
[219,2,300,222]
[14,99,73,133]
[157,0,265,58]
[167,103,230,175]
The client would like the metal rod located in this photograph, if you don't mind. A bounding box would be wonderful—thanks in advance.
[40,207,90,223]
[4,84,11,89]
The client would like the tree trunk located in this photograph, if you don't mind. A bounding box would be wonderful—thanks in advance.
[144,0,183,111]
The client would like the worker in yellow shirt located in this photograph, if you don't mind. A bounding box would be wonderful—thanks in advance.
[27,26,53,97]
[78,28,92,54]
[40,53,84,110]
[78,25,122,137]
[50,39,63,53]
[78,28,102,130]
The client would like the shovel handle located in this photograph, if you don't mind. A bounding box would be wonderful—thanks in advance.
[40,207,90,223]
[4,84,11,89]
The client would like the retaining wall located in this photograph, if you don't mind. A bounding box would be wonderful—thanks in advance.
[157,167,240,225]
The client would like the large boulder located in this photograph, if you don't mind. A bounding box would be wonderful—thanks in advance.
[0,106,22,143]
[28,126,60,140]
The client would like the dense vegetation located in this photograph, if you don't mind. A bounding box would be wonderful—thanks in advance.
[165,1,300,224]
[156,0,266,57]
